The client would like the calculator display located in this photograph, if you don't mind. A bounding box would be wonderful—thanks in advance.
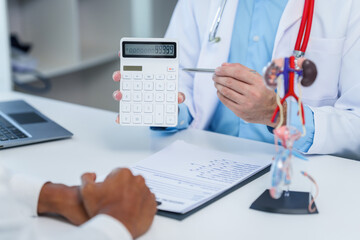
[123,42,176,58]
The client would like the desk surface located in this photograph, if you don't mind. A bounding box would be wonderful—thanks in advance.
[1,92,359,240]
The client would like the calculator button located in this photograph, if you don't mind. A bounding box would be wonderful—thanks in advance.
[167,66,176,72]
[122,92,131,102]
[123,73,132,79]
[120,61,178,127]
[155,82,165,91]
[133,92,142,102]
[166,104,176,113]
[155,93,165,102]
[155,105,164,124]
[133,104,142,113]
[133,115,142,124]
[167,74,176,80]
[144,104,153,113]
[166,93,176,102]
[144,115,153,124]
[145,74,154,80]
[133,82,142,90]
[134,73,143,80]
[156,74,165,80]
[167,82,176,91]
[144,93,153,102]
[144,82,154,91]
[122,103,131,113]
[121,114,131,124]
[123,81,132,90]
[166,115,176,125]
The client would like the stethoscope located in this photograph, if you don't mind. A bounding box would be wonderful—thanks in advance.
[209,0,315,57]
[208,0,227,43]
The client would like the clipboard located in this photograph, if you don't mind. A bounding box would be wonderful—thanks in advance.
[156,166,270,220]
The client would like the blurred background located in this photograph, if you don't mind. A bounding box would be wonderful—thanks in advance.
[5,0,178,111]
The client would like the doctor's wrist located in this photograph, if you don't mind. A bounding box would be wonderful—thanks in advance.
[266,101,287,128]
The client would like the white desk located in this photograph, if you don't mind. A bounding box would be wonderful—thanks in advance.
[1,92,359,240]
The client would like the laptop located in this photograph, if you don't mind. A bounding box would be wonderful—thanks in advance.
[0,100,73,149]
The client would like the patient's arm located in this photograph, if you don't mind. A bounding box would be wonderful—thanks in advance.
[37,183,89,226]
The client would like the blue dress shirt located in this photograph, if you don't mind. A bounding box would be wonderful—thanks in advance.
[166,0,315,153]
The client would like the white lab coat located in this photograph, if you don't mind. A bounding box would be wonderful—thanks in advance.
[165,0,360,159]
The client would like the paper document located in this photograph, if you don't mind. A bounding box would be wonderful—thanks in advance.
[130,141,271,214]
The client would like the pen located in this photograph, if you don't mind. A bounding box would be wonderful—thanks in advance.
[182,68,216,73]
[183,68,259,74]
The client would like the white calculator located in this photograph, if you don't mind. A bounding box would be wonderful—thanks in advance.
[119,38,178,127]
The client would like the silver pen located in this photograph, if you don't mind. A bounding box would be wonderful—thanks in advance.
[183,67,259,74]
[182,68,216,73]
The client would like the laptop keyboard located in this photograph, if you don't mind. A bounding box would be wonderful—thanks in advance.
[0,115,28,141]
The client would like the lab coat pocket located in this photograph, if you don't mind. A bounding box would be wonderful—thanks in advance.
[302,37,345,106]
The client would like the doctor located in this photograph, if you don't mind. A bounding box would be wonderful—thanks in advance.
[113,0,360,159]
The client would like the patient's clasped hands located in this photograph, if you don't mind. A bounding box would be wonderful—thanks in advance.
[37,168,157,239]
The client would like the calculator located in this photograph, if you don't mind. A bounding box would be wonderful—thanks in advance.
[119,38,178,127]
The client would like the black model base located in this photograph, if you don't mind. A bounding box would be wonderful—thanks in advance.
[250,190,318,214]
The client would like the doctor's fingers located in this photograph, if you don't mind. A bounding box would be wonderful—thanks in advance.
[217,91,244,118]
[215,64,258,85]
[112,71,121,82]
[215,83,246,105]
[113,90,122,101]
[213,75,250,95]
[178,92,185,104]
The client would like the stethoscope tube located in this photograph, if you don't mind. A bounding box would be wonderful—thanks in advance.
[294,0,315,57]
[209,0,315,57]
[209,0,228,43]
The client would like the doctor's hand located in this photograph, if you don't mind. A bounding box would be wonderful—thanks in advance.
[80,168,157,239]
[112,71,186,123]
[213,63,285,128]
